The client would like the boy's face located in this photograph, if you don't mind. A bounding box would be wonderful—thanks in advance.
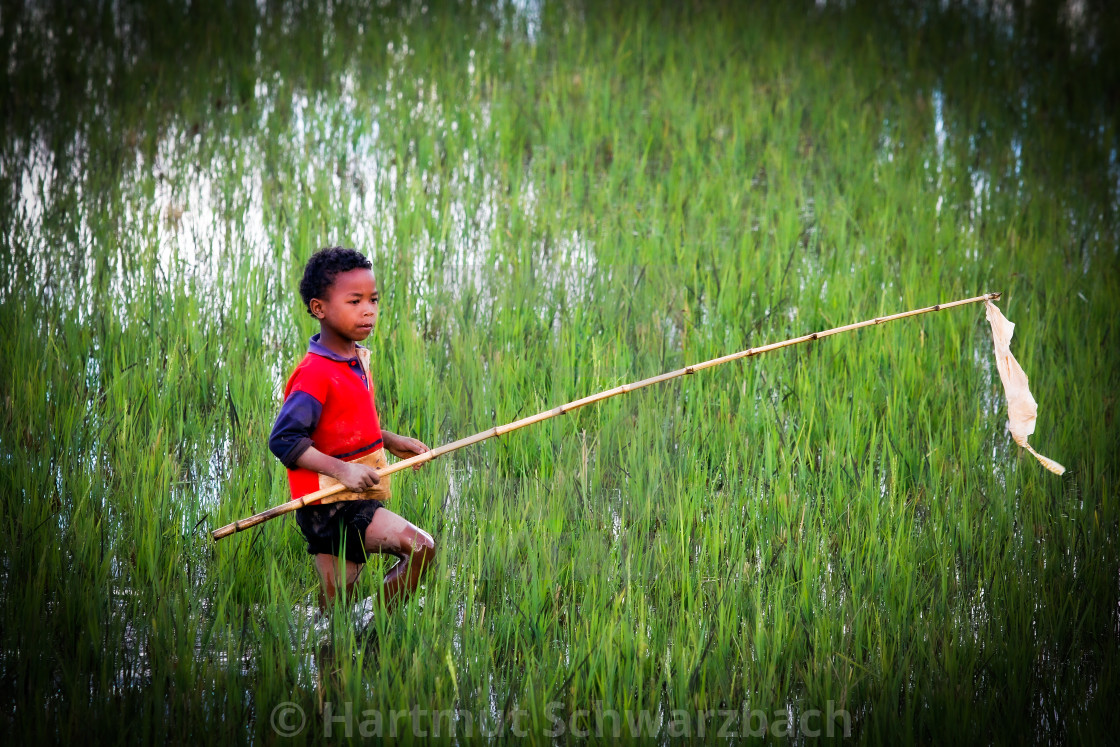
[310,268,379,341]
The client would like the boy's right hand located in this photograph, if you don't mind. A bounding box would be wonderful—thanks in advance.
[335,461,382,491]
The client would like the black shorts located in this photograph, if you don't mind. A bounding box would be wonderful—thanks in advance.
[295,499,384,565]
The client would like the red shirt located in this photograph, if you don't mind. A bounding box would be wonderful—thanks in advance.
[268,335,384,500]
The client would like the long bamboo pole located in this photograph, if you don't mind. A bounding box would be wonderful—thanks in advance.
[211,291,1001,541]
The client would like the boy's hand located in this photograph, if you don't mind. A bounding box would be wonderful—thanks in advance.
[386,434,430,470]
[334,461,382,491]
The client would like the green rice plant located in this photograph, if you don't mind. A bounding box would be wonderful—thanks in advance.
[1,0,1117,743]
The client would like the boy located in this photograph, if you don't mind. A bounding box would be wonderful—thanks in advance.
[268,247,436,612]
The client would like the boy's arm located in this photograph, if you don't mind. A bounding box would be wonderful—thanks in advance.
[268,391,319,468]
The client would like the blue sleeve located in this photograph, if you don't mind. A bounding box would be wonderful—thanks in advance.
[268,391,323,469]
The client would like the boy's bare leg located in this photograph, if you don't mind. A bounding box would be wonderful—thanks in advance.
[362,507,437,614]
[313,554,363,610]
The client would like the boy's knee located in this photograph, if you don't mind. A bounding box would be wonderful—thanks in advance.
[410,530,436,567]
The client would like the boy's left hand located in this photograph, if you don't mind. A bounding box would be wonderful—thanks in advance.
[389,436,430,470]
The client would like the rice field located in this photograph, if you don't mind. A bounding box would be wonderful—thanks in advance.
[2,0,1118,743]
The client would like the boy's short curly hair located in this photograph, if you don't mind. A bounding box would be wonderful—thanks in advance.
[299,247,373,315]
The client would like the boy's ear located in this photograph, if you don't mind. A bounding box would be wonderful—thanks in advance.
[308,298,326,319]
